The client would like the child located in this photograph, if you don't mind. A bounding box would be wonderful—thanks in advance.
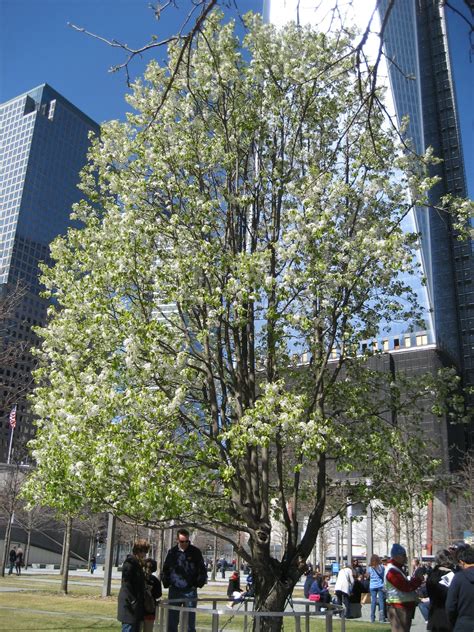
[227,571,246,607]
[143,558,162,632]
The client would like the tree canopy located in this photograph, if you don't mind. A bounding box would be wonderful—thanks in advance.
[24,11,471,611]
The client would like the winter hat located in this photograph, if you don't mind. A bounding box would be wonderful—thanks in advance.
[390,543,407,558]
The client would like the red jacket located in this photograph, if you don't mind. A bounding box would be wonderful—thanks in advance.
[385,559,422,609]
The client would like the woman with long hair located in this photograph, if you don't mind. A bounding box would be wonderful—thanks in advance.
[426,549,454,632]
[368,554,386,623]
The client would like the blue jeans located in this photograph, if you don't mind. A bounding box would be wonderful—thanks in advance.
[168,587,197,632]
[122,624,141,632]
[418,600,430,622]
[370,587,386,622]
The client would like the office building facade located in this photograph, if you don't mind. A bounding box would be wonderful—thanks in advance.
[263,0,472,547]
[0,84,99,462]
[378,0,473,389]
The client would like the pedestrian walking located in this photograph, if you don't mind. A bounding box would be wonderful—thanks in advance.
[161,528,207,632]
[90,556,97,574]
[8,546,16,575]
[15,546,24,575]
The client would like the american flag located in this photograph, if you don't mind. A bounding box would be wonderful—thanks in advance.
[9,405,17,430]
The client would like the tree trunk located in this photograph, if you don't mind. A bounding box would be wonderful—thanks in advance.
[211,534,217,581]
[0,516,13,577]
[250,535,297,632]
[24,529,32,569]
[60,525,67,575]
[155,528,164,575]
[61,516,72,594]
[88,534,94,570]
[253,573,293,632]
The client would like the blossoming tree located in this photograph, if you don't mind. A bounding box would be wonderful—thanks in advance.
[24,12,471,622]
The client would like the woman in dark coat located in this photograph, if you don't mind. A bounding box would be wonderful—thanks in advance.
[426,548,454,632]
[117,539,150,632]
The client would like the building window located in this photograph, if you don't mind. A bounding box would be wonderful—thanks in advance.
[416,334,428,346]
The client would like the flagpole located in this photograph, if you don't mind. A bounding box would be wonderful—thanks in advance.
[7,424,14,464]
[7,404,17,465]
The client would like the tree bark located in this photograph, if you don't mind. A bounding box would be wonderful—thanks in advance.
[88,534,94,570]
[253,573,293,632]
[0,517,13,578]
[25,528,32,569]
[250,534,297,632]
[60,516,72,594]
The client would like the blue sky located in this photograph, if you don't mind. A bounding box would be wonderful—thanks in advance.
[0,0,255,124]
[0,0,472,195]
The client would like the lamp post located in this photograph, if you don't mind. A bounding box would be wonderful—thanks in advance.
[102,513,116,597]
[347,504,352,566]
[366,479,373,565]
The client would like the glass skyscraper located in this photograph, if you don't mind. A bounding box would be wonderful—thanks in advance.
[263,0,472,391]
[0,84,99,462]
[263,0,472,546]
[378,0,472,384]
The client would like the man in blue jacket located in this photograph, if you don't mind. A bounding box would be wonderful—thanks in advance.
[446,545,474,632]
[162,529,207,632]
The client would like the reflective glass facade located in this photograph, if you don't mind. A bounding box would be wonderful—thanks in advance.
[0,84,98,462]
[263,0,435,352]
[379,0,472,382]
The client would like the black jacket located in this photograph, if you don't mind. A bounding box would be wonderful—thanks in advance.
[144,574,162,616]
[446,566,474,632]
[426,565,452,632]
[117,554,146,624]
[161,544,207,591]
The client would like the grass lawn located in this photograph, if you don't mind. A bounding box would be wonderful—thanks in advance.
[0,591,119,630]
[0,575,388,632]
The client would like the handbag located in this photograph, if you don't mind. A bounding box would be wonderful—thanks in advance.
[309,593,321,602]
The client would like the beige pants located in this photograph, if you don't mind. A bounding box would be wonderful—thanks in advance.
[387,605,416,632]
[143,620,155,632]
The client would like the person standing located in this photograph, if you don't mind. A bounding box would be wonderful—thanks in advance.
[90,556,97,574]
[425,549,454,632]
[117,539,149,632]
[8,546,16,575]
[368,554,386,623]
[445,545,474,632]
[384,543,422,632]
[161,528,207,632]
[218,557,226,579]
[334,562,354,617]
[15,546,24,575]
[303,567,314,599]
[143,558,162,632]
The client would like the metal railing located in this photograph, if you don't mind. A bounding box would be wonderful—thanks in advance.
[157,597,345,632]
